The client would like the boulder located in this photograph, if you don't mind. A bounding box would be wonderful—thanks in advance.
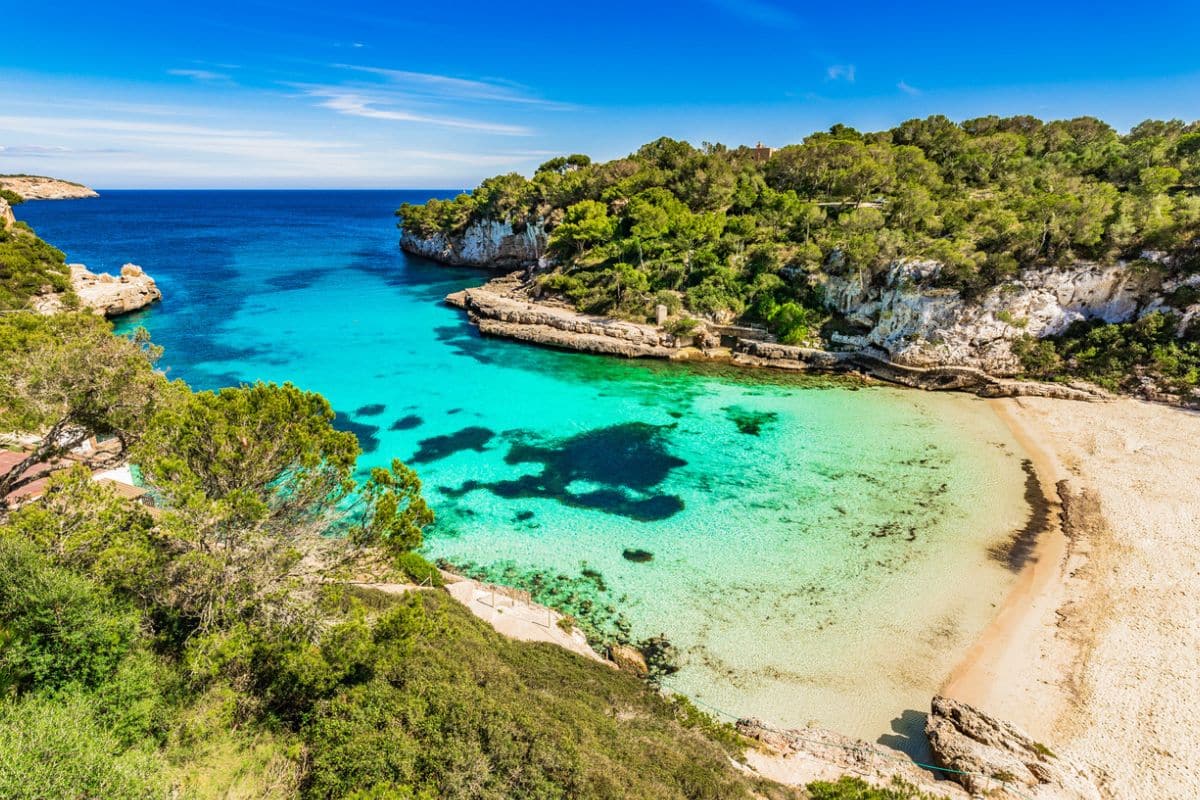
[608,644,649,676]
[926,696,1101,800]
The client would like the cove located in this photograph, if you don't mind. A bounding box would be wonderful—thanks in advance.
[20,190,1030,745]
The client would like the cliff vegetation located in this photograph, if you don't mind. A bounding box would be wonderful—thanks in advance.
[399,115,1200,386]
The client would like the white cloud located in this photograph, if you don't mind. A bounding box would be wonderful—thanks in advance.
[299,86,533,135]
[826,64,856,83]
[333,64,572,109]
[898,80,922,96]
[167,68,232,83]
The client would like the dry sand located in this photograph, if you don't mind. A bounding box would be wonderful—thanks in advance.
[944,396,1200,800]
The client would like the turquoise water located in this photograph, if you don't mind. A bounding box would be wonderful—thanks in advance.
[20,192,1030,744]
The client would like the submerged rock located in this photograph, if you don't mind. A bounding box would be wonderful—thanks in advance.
[608,644,649,676]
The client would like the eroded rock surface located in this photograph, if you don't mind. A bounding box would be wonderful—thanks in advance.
[822,259,1188,375]
[926,695,1101,800]
[448,274,686,358]
[403,219,546,269]
[33,263,162,317]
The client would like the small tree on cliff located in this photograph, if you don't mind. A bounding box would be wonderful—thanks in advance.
[0,314,165,505]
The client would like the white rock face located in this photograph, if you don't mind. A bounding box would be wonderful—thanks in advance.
[33,263,162,317]
[0,197,13,230]
[822,260,1167,375]
[401,219,546,269]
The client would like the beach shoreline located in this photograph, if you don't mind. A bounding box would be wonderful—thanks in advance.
[941,395,1200,799]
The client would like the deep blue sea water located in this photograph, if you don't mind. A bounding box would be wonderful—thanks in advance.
[19,191,1030,743]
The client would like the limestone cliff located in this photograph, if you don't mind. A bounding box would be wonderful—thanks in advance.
[821,258,1192,375]
[401,218,546,269]
[0,197,13,229]
[33,263,162,317]
[0,175,98,201]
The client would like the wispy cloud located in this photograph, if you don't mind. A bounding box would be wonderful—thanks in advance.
[702,0,803,29]
[897,80,922,96]
[826,64,856,82]
[167,68,232,83]
[333,64,572,109]
[297,86,532,135]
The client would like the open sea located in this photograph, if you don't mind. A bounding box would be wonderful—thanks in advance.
[19,190,1031,750]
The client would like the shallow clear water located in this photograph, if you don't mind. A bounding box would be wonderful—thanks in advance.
[20,191,1030,746]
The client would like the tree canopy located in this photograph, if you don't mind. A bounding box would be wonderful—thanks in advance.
[400,115,1200,345]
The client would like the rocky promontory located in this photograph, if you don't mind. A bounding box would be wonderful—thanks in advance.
[0,175,98,201]
[33,263,162,317]
[0,196,14,229]
[445,272,1111,400]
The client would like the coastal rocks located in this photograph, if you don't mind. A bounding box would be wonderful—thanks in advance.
[34,263,162,317]
[448,273,686,358]
[0,175,98,201]
[403,218,547,269]
[0,197,13,230]
[736,718,969,798]
[607,644,649,676]
[926,696,1101,800]
[733,340,1110,401]
[822,260,1166,375]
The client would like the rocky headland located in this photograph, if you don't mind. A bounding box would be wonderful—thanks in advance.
[0,174,99,201]
[33,263,162,317]
[404,221,1199,401]
[441,267,1111,401]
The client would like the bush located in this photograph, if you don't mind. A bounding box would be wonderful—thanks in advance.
[0,538,140,694]
[0,691,165,799]
[396,551,444,587]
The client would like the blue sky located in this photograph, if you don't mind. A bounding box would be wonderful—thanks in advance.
[3,0,1199,188]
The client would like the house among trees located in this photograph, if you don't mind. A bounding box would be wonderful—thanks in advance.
[750,141,774,162]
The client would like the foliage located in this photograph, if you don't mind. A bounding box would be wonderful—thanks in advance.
[805,777,937,800]
[398,115,1200,341]
[1017,312,1200,393]
[0,221,70,310]
[0,313,165,503]
[0,188,23,206]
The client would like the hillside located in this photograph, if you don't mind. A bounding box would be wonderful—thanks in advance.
[0,174,98,201]
[399,115,1200,400]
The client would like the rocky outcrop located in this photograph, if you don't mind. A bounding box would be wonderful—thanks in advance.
[733,341,1110,401]
[822,259,1176,375]
[448,273,687,358]
[33,263,162,317]
[738,717,970,798]
[0,197,13,230]
[926,696,1101,800]
[0,175,98,201]
[402,218,546,269]
[738,697,1099,800]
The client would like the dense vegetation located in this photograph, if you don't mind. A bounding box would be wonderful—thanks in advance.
[0,219,72,310]
[0,223,822,798]
[1015,311,1200,394]
[400,115,1200,347]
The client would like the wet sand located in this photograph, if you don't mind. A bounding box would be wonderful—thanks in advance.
[945,396,1200,800]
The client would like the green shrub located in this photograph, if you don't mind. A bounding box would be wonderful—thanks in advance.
[396,550,444,587]
[0,691,165,799]
[0,538,140,694]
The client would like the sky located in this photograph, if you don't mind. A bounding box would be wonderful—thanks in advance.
[2,0,1199,188]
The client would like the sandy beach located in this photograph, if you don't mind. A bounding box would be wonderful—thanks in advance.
[944,395,1200,800]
